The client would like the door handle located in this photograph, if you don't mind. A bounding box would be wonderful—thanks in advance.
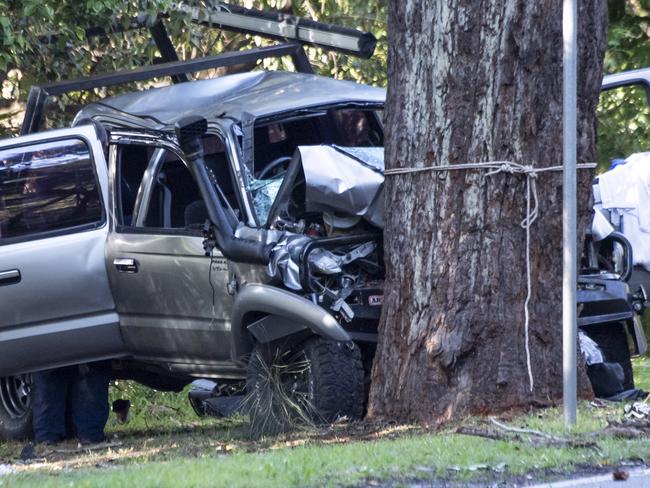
[114,258,138,273]
[0,269,21,286]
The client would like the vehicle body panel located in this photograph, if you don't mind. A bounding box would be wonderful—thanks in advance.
[106,232,232,362]
[230,283,351,365]
[75,71,386,128]
[602,67,650,92]
[0,126,126,375]
[104,135,233,364]
[597,71,650,305]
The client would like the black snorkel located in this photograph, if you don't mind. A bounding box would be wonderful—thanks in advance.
[175,116,272,264]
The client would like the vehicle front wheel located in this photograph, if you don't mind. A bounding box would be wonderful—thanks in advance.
[0,375,33,440]
[246,337,364,432]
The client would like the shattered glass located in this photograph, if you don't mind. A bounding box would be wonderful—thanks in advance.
[332,146,384,173]
[250,177,283,224]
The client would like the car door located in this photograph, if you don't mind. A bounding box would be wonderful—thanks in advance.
[105,133,234,367]
[0,125,126,376]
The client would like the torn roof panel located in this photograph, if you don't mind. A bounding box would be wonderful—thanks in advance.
[76,71,385,128]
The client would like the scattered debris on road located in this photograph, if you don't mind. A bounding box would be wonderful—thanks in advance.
[613,468,630,481]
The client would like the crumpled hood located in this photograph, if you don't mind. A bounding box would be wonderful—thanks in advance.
[297,145,385,228]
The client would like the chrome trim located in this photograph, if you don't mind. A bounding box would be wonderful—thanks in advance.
[134,148,167,227]
[0,270,20,285]
[114,258,138,273]
[108,144,119,231]
[632,315,648,356]
[0,374,32,419]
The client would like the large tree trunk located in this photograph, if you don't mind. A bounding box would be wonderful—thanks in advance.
[368,0,608,422]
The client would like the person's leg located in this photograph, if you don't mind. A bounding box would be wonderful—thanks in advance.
[31,368,73,444]
[70,363,110,443]
[64,385,76,439]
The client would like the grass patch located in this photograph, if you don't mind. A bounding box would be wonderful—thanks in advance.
[632,355,650,392]
[2,360,650,487]
[2,401,648,487]
[106,381,231,435]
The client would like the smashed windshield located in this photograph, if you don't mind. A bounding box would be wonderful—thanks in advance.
[250,177,283,224]
[247,108,384,225]
[249,144,385,229]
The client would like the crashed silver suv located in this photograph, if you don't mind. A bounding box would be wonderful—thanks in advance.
[0,70,386,438]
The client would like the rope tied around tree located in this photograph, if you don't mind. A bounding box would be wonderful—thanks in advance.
[384,160,597,392]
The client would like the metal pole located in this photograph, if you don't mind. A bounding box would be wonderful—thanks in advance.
[562,0,578,427]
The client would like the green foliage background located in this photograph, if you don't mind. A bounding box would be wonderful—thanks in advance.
[1,1,648,163]
[0,1,387,135]
[597,0,650,170]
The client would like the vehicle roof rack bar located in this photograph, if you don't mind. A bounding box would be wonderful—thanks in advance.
[75,4,376,60]
[290,45,314,74]
[20,42,304,135]
[74,4,376,60]
[20,3,377,134]
[149,20,190,84]
[20,87,49,136]
[147,16,313,78]
[175,2,377,59]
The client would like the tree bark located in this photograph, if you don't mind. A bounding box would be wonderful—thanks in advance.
[368,0,608,422]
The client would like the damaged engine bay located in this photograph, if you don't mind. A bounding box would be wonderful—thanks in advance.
[251,145,385,329]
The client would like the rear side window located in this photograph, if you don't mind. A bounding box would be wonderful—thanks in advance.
[0,138,103,242]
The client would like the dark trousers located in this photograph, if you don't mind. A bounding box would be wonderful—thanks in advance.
[32,364,110,444]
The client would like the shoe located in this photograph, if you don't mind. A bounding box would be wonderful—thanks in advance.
[77,435,107,447]
[20,440,57,460]
[19,442,34,461]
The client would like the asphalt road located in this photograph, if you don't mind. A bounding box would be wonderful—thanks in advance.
[530,467,650,488]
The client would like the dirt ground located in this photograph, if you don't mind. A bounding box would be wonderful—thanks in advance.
[0,419,423,475]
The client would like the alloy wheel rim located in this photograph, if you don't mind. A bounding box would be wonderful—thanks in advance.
[0,375,32,418]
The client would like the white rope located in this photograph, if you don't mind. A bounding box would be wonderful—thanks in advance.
[384,160,596,393]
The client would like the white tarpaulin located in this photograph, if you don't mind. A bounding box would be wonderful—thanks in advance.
[597,152,650,271]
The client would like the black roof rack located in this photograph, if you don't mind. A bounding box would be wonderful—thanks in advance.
[21,1,377,135]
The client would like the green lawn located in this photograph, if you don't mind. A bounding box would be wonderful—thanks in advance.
[5,408,650,488]
[3,401,649,486]
[7,425,649,488]
[633,354,650,391]
[1,360,649,487]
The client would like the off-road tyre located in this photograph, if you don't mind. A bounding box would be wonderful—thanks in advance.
[584,323,634,391]
[0,375,33,440]
[303,338,365,421]
[247,337,365,424]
